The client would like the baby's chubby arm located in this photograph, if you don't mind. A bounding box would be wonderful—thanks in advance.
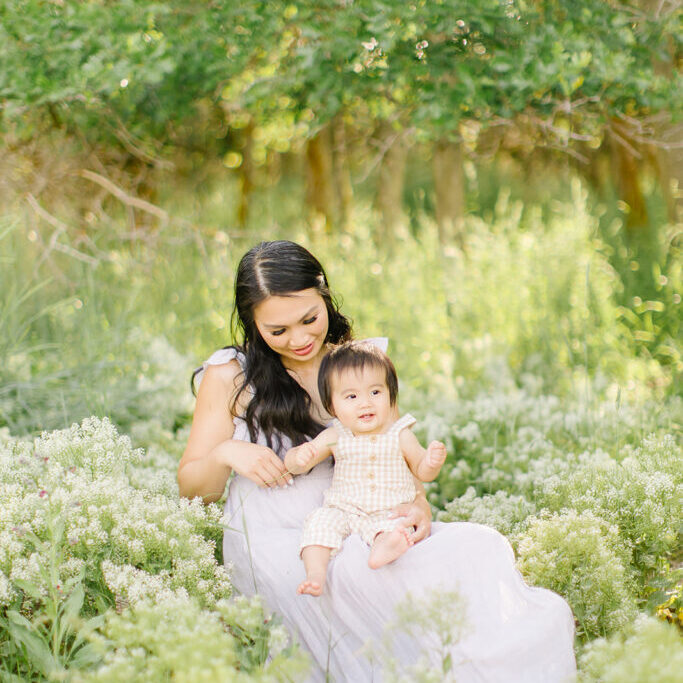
[284,427,336,475]
[399,428,447,482]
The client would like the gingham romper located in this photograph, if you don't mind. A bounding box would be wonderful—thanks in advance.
[300,414,417,556]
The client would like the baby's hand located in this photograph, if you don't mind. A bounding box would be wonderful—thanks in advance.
[426,441,447,469]
[295,442,318,469]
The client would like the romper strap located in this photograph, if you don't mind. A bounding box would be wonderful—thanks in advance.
[332,418,355,438]
[388,413,417,434]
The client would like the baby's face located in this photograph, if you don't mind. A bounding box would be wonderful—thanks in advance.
[330,364,392,435]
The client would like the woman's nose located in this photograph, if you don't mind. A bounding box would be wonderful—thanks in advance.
[290,330,310,347]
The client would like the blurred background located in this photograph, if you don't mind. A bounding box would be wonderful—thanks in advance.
[1,0,681,435]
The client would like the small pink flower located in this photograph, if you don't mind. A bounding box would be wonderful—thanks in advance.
[39,490,48,498]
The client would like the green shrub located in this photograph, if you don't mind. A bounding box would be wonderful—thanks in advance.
[538,434,683,577]
[516,510,637,638]
[578,616,683,683]
[77,594,308,682]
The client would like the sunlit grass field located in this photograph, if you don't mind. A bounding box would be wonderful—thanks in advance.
[0,172,681,680]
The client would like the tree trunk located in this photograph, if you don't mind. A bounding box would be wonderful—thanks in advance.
[305,124,337,230]
[433,138,465,247]
[375,122,408,245]
[608,125,648,232]
[332,114,354,228]
[650,130,683,223]
[237,122,254,228]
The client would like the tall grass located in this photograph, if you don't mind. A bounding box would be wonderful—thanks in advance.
[1,171,678,436]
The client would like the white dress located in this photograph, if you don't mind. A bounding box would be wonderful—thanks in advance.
[200,347,577,683]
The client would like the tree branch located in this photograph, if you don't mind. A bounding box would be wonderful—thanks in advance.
[79,170,169,226]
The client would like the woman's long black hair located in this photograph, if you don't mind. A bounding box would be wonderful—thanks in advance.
[193,241,352,451]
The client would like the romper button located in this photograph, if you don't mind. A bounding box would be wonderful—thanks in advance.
[369,484,376,491]
[368,471,374,479]
[369,455,376,461]
[370,436,377,442]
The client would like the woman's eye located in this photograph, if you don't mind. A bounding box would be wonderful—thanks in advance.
[271,329,285,337]
[303,316,318,325]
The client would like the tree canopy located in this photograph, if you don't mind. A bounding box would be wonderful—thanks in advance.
[1,0,680,150]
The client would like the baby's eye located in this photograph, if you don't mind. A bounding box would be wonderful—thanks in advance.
[303,316,318,325]
[345,393,356,400]
[271,329,285,337]
[371,389,382,396]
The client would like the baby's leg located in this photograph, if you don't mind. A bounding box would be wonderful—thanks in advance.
[298,505,348,596]
[368,527,412,569]
[357,512,413,569]
[298,545,332,596]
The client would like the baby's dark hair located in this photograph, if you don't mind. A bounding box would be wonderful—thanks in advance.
[318,341,399,414]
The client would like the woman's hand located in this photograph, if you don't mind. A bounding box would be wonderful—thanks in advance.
[227,444,293,488]
[389,492,432,544]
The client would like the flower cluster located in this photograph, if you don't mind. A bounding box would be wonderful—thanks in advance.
[80,592,308,682]
[438,487,536,536]
[364,588,470,683]
[537,434,682,577]
[0,417,305,679]
[415,384,681,643]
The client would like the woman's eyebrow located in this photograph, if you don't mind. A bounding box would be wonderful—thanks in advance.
[262,305,319,329]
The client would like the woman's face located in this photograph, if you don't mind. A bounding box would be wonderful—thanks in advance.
[253,288,329,366]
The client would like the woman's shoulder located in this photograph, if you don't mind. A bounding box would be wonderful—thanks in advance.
[194,346,246,390]
[205,346,246,368]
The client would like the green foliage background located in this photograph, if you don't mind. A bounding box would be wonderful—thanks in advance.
[0,0,681,680]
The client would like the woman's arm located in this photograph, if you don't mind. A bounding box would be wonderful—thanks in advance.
[390,480,433,543]
[178,361,291,503]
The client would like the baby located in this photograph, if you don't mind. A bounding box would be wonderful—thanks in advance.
[284,341,447,596]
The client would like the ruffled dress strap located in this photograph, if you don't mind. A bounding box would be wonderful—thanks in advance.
[388,413,417,435]
[193,346,245,388]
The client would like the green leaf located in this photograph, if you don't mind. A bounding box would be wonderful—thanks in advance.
[6,611,58,677]
[61,583,85,621]
[67,642,102,670]
[11,578,43,602]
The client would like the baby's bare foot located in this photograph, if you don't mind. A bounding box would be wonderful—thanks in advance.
[297,572,326,596]
[368,528,413,569]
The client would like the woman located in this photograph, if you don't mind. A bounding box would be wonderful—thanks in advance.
[178,241,576,682]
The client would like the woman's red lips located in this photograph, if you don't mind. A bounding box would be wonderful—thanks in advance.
[292,342,314,356]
